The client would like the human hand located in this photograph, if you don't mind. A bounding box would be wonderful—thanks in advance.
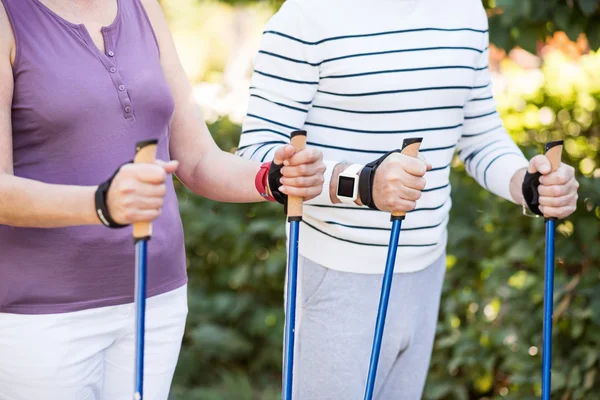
[371,153,431,213]
[106,160,178,225]
[276,145,325,201]
[528,155,578,219]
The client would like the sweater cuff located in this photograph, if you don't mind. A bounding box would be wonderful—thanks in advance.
[484,153,529,202]
[305,160,338,206]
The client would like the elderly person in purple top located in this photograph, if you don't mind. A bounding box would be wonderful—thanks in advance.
[0,0,325,399]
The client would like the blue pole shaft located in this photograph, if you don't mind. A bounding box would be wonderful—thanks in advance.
[283,221,300,400]
[364,219,403,400]
[541,219,556,400]
[134,240,148,400]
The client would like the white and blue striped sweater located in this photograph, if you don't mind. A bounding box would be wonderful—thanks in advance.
[237,0,529,274]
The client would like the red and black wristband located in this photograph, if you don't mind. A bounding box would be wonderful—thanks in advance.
[255,162,277,202]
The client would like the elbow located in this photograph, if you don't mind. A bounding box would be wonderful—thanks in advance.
[179,149,221,196]
[0,172,13,225]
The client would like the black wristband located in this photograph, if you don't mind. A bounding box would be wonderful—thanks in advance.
[359,166,374,209]
[358,149,402,210]
[94,164,130,228]
[268,161,287,208]
[522,170,543,216]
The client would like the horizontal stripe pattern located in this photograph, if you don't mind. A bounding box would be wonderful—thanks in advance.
[320,65,487,80]
[302,221,440,248]
[316,84,489,98]
[311,104,463,115]
[237,0,527,273]
[263,27,488,46]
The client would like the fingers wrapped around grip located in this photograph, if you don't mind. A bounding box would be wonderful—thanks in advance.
[371,139,426,215]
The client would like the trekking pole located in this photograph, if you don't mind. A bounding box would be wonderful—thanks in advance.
[282,130,307,400]
[541,140,564,400]
[363,137,423,400]
[132,139,159,400]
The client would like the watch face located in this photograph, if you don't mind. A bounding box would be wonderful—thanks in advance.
[337,176,355,198]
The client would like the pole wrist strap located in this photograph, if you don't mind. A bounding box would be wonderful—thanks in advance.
[522,171,544,217]
[359,149,402,210]
[95,163,130,229]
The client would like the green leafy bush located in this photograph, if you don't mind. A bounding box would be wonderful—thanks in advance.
[484,0,600,52]
[424,51,600,400]
[171,52,600,399]
[170,118,285,400]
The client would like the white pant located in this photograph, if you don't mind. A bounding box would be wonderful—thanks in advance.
[0,285,188,400]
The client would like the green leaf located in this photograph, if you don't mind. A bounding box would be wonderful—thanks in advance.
[554,6,572,31]
[569,366,583,388]
[530,0,554,20]
[424,382,454,399]
[584,369,596,390]
[495,0,521,9]
[521,0,534,17]
[552,370,568,391]
[506,239,536,261]
[577,0,599,16]
[453,385,469,400]
[584,349,598,369]
[590,294,600,325]
[516,26,540,53]
[565,17,586,41]
[490,29,513,50]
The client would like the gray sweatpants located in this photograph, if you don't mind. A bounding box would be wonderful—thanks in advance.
[290,253,446,400]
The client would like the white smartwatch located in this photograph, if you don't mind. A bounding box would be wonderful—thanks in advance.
[336,164,363,205]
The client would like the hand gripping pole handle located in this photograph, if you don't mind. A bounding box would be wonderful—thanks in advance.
[287,130,307,222]
[133,140,159,241]
[391,137,423,220]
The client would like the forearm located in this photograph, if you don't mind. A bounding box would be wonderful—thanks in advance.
[187,149,264,203]
[509,167,527,205]
[0,174,99,227]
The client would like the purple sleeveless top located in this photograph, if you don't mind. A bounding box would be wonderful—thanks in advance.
[0,0,187,314]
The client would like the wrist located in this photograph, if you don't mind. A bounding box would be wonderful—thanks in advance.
[95,166,129,229]
[330,163,347,204]
[256,162,277,202]
[510,167,527,205]
[88,186,104,225]
[330,163,364,206]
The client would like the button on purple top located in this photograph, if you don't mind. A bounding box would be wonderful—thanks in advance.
[1,0,187,314]
[108,50,115,57]
[110,67,117,73]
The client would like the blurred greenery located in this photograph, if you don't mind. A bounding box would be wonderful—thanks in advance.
[484,0,600,52]
[424,51,600,399]
[170,118,285,400]
[169,51,600,399]
[208,0,600,53]
[164,1,600,399]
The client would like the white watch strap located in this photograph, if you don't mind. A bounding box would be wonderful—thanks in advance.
[343,163,363,177]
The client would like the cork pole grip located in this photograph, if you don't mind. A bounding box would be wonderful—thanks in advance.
[133,140,159,240]
[287,130,307,220]
[392,138,423,219]
[545,140,563,173]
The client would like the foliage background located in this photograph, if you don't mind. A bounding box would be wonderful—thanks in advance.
[163,1,600,398]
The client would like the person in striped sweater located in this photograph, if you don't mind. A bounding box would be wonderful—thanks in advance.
[237,0,579,398]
